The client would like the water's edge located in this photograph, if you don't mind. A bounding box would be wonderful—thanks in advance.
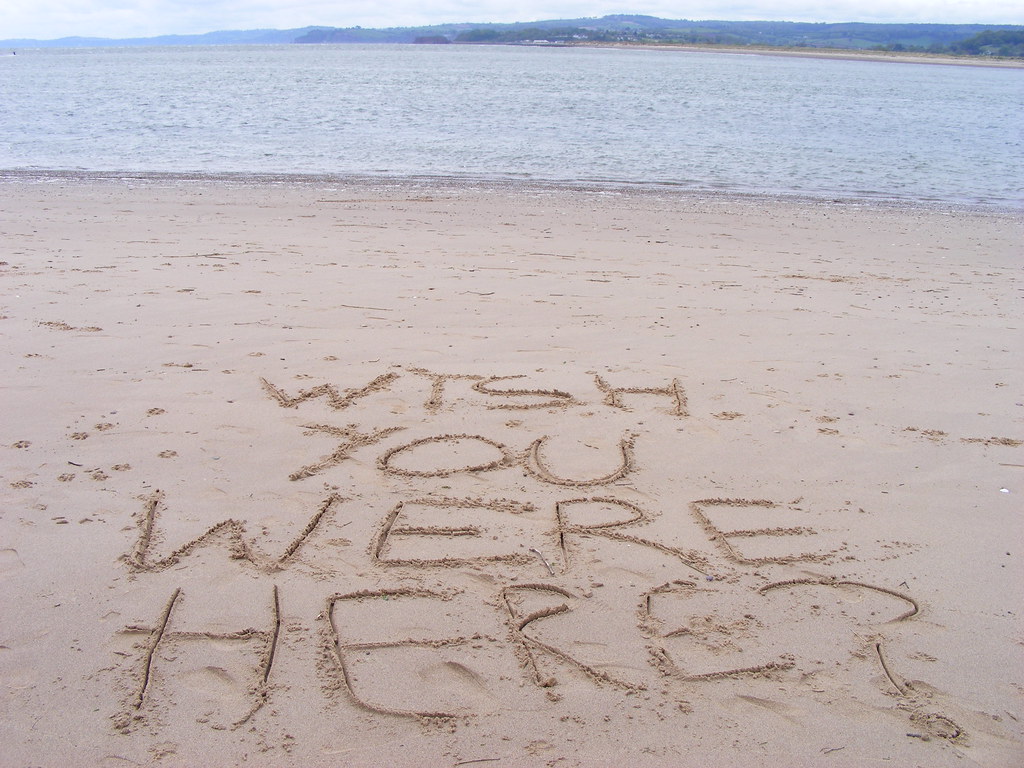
[3,168,1020,217]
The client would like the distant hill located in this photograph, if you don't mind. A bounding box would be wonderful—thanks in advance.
[294,16,1022,52]
[0,27,321,48]
[3,16,1022,56]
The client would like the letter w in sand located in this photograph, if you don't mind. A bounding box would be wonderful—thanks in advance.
[124,492,344,573]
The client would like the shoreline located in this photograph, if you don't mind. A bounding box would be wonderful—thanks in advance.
[2,168,1020,216]
[573,41,1024,69]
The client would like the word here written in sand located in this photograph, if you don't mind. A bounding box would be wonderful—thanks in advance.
[118,575,927,728]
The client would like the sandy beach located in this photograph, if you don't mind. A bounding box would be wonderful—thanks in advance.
[581,42,1024,68]
[1,175,1021,767]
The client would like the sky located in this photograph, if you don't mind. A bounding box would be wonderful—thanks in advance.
[3,1,1022,41]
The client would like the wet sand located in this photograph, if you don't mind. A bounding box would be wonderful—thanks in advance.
[1,176,1022,766]
[580,42,1024,68]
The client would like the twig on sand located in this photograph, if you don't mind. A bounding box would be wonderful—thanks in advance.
[528,547,555,576]
[875,641,908,695]
[338,303,392,311]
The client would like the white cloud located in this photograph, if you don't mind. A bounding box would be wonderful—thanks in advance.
[3,1,1021,41]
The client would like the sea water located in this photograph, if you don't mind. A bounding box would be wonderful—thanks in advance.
[1,44,1021,206]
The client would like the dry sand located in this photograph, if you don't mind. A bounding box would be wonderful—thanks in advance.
[1,175,1022,767]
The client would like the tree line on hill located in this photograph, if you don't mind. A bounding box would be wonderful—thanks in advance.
[295,16,1024,57]
[4,15,1021,56]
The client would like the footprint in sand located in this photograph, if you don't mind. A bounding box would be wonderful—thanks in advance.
[0,548,25,575]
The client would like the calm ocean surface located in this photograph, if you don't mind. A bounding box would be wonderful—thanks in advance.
[1,44,1021,206]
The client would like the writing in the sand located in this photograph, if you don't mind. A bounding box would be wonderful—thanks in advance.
[260,368,689,418]
[112,366,921,733]
[127,492,833,578]
[261,368,686,481]
[120,549,919,726]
